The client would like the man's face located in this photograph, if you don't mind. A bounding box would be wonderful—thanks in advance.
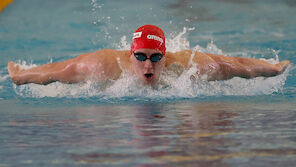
[130,49,165,85]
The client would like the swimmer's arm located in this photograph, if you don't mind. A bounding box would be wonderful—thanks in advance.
[7,54,90,85]
[207,54,290,80]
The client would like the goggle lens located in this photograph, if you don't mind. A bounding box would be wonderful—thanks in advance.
[134,53,147,61]
[134,52,163,62]
[150,53,163,62]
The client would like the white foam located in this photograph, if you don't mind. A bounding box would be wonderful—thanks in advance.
[12,28,290,99]
[15,61,38,69]
[0,71,9,94]
[0,73,9,83]
[0,71,9,92]
[166,27,192,52]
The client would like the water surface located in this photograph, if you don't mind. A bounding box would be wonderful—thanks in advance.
[0,0,295,166]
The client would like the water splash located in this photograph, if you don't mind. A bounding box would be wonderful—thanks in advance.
[0,72,8,83]
[11,28,289,99]
[116,36,130,50]
[0,70,9,92]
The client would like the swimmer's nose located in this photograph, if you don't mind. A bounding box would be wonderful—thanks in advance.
[144,59,153,69]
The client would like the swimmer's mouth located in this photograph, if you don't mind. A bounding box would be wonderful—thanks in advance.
[144,73,153,79]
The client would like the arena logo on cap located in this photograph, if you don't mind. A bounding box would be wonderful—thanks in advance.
[147,34,163,43]
[133,32,142,39]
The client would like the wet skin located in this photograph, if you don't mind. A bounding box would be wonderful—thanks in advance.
[7,49,290,85]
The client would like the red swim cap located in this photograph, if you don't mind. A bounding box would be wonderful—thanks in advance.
[131,25,166,55]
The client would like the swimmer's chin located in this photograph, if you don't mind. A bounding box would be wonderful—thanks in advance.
[141,80,156,86]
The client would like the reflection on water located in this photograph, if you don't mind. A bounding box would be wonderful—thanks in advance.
[0,0,295,166]
[2,102,295,166]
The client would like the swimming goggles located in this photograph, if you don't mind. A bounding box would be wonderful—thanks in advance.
[133,52,163,62]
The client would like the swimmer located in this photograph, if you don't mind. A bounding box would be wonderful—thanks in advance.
[8,25,290,86]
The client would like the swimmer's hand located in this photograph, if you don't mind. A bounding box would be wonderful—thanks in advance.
[7,57,90,85]
[195,54,291,81]
[276,60,290,74]
[7,62,25,85]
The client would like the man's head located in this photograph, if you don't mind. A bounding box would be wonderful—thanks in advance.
[130,25,166,85]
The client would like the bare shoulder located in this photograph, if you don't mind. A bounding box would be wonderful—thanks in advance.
[75,49,130,79]
[165,50,220,68]
[193,52,219,64]
[200,52,228,62]
[165,50,192,59]
[165,50,192,67]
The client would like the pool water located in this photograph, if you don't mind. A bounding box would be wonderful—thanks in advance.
[0,0,296,166]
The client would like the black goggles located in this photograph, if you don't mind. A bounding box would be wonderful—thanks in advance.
[133,52,164,62]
